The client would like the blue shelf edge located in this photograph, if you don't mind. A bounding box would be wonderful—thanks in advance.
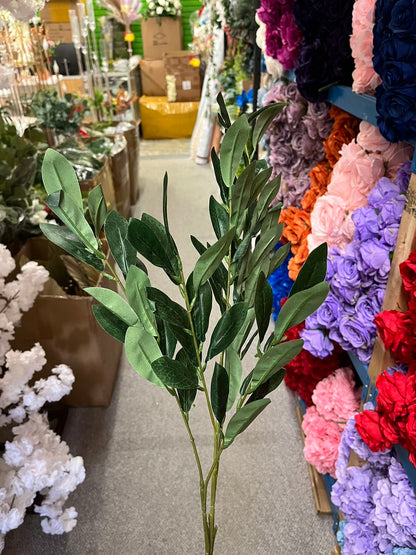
[394,444,416,493]
[322,474,339,534]
[327,86,378,127]
[346,351,379,403]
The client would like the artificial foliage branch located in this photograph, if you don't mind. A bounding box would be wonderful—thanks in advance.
[40,94,329,555]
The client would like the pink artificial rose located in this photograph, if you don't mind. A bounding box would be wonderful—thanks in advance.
[308,194,351,250]
[352,65,381,95]
[383,142,415,179]
[350,29,374,63]
[312,367,361,423]
[356,121,390,153]
[352,0,376,27]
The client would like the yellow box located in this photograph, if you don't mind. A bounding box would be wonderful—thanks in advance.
[139,95,199,139]
[40,1,77,23]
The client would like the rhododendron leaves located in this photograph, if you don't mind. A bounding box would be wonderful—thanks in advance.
[211,148,228,204]
[105,211,137,278]
[225,346,243,410]
[125,325,164,387]
[193,228,235,294]
[42,148,83,209]
[216,92,232,130]
[125,266,157,336]
[255,272,273,343]
[191,280,212,343]
[40,224,104,271]
[211,363,229,425]
[209,196,229,240]
[88,184,107,235]
[289,243,328,297]
[251,339,304,391]
[220,115,251,188]
[92,305,128,343]
[231,161,256,228]
[128,217,179,281]
[206,302,248,361]
[45,190,98,251]
[85,287,138,327]
[247,369,286,404]
[151,356,198,389]
[274,282,330,342]
[223,398,271,448]
[252,103,287,151]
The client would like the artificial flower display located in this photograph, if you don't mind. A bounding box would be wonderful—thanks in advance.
[302,367,361,477]
[265,82,332,209]
[293,0,354,102]
[350,0,380,94]
[308,122,413,252]
[373,0,416,142]
[302,161,411,363]
[332,413,416,555]
[0,244,85,550]
[141,0,181,18]
[257,0,302,70]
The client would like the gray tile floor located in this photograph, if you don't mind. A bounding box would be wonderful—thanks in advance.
[3,140,336,555]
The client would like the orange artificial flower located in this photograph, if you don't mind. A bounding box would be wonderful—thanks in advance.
[288,242,310,281]
[302,161,332,212]
[324,107,360,167]
[280,207,311,251]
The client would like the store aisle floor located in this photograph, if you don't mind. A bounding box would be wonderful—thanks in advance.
[3,141,336,555]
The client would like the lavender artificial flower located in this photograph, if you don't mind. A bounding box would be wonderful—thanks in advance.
[395,160,412,193]
[315,293,342,328]
[299,328,334,358]
[352,206,380,242]
[367,177,401,210]
[357,241,391,279]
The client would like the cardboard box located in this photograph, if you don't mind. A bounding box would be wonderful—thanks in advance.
[40,1,77,23]
[139,59,167,96]
[140,95,199,139]
[141,17,183,59]
[12,238,123,407]
[164,51,201,102]
[44,22,72,43]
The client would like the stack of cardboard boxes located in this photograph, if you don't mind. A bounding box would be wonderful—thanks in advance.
[40,0,75,43]
[139,17,201,139]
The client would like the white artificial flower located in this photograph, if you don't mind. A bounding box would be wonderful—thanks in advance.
[156,6,163,14]
[0,245,15,278]
[29,210,49,225]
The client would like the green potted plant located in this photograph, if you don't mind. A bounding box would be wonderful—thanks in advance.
[40,95,329,554]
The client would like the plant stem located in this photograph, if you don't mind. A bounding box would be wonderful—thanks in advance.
[104,258,126,295]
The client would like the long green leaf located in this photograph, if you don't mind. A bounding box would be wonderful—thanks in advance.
[247,227,282,274]
[206,302,248,361]
[252,103,287,150]
[289,243,328,297]
[85,287,138,326]
[248,167,273,208]
[147,287,189,330]
[92,305,128,343]
[152,356,198,389]
[231,307,255,355]
[223,399,271,448]
[45,190,98,251]
[220,115,251,187]
[269,242,292,276]
[125,266,157,336]
[156,317,177,358]
[256,175,281,221]
[251,339,304,391]
[192,280,212,343]
[216,92,232,129]
[193,228,235,293]
[142,213,180,278]
[125,325,164,386]
[211,148,228,203]
[105,211,137,278]
[211,363,229,424]
[128,218,178,279]
[247,368,285,404]
[230,161,256,228]
[42,148,83,208]
[274,282,329,342]
[88,185,107,235]
[40,223,104,271]
[209,196,229,240]
[255,272,273,343]
[225,346,243,410]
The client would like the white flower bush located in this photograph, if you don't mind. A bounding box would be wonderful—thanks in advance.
[142,0,181,18]
[0,244,85,552]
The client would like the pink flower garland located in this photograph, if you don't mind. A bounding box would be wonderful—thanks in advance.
[350,0,381,94]
[308,122,413,252]
[302,367,362,477]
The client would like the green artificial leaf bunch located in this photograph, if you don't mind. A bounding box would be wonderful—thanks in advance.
[40,94,328,555]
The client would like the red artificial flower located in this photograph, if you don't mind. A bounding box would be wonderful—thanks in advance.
[399,250,416,293]
[376,371,409,420]
[379,413,401,444]
[355,410,392,452]
[375,310,416,363]
[375,310,405,350]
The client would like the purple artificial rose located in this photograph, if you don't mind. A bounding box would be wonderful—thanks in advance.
[330,277,361,305]
[334,248,362,288]
[378,197,406,227]
[273,144,296,168]
[357,241,391,279]
[395,160,412,193]
[338,314,372,350]
[367,177,400,210]
[352,206,380,242]
[380,224,400,248]
[305,309,321,330]
[355,295,379,329]
[315,292,341,328]
[285,101,306,127]
[291,131,305,152]
[299,328,334,358]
